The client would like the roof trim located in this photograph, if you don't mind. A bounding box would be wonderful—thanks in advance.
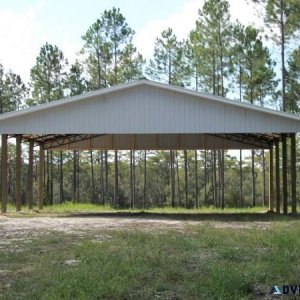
[1,79,300,122]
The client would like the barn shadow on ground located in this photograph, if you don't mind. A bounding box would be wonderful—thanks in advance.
[62,211,299,222]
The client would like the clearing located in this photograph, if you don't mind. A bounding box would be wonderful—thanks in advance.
[0,209,299,299]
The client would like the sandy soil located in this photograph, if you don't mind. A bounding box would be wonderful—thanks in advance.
[0,215,270,241]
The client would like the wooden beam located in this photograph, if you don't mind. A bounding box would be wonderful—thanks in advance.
[275,141,281,214]
[269,146,274,212]
[170,150,175,208]
[28,140,34,209]
[15,135,22,212]
[291,133,297,215]
[39,144,45,210]
[195,150,199,209]
[282,134,288,215]
[1,134,8,213]
[114,150,118,208]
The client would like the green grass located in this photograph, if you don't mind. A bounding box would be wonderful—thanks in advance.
[5,202,270,217]
[1,218,300,299]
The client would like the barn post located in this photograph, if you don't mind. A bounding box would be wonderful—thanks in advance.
[269,145,274,212]
[114,150,118,208]
[39,144,45,210]
[282,134,288,215]
[1,134,8,213]
[291,133,297,215]
[195,150,199,209]
[170,150,175,208]
[28,140,34,210]
[15,135,22,212]
[275,140,281,214]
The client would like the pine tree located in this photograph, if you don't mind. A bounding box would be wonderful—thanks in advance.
[119,43,144,82]
[82,18,111,89]
[242,27,278,106]
[0,64,28,114]
[252,0,300,111]
[29,43,68,205]
[83,7,145,206]
[147,28,188,86]
[232,24,277,207]
[286,47,300,112]
[195,0,232,96]
[191,0,233,207]
[29,42,68,105]
[101,7,135,86]
[66,60,88,96]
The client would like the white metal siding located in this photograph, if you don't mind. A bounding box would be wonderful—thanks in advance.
[0,84,300,134]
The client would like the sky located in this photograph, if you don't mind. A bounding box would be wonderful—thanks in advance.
[0,0,264,83]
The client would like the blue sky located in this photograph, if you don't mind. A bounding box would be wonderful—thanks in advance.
[0,0,263,83]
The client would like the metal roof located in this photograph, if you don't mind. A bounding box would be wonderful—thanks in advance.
[0,80,298,149]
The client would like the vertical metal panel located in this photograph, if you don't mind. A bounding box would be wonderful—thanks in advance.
[0,85,300,134]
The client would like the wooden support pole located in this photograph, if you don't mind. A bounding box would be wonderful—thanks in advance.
[1,134,8,213]
[114,150,118,208]
[15,135,22,212]
[28,140,34,210]
[39,144,45,210]
[184,150,188,208]
[269,146,274,212]
[282,134,288,215]
[170,150,175,208]
[143,150,147,209]
[195,150,199,209]
[130,150,133,209]
[275,141,281,214]
[291,133,297,215]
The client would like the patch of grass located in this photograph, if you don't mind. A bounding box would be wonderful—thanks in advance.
[1,221,300,299]
[4,202,272,217]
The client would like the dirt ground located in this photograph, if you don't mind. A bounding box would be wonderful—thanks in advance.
[0,216,280,299]
[0,215,270,244]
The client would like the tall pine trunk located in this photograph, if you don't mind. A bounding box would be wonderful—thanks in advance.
[280,0,286,111]
[238,64,243,208]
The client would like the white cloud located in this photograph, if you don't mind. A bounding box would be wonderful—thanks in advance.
[229,0,263,28]
[0,0,271,83]
[0,0,46,83]
[134,0,262,61]
[134,0,204,60]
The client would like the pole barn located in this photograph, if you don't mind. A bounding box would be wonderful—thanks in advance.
[0,80,299,214]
